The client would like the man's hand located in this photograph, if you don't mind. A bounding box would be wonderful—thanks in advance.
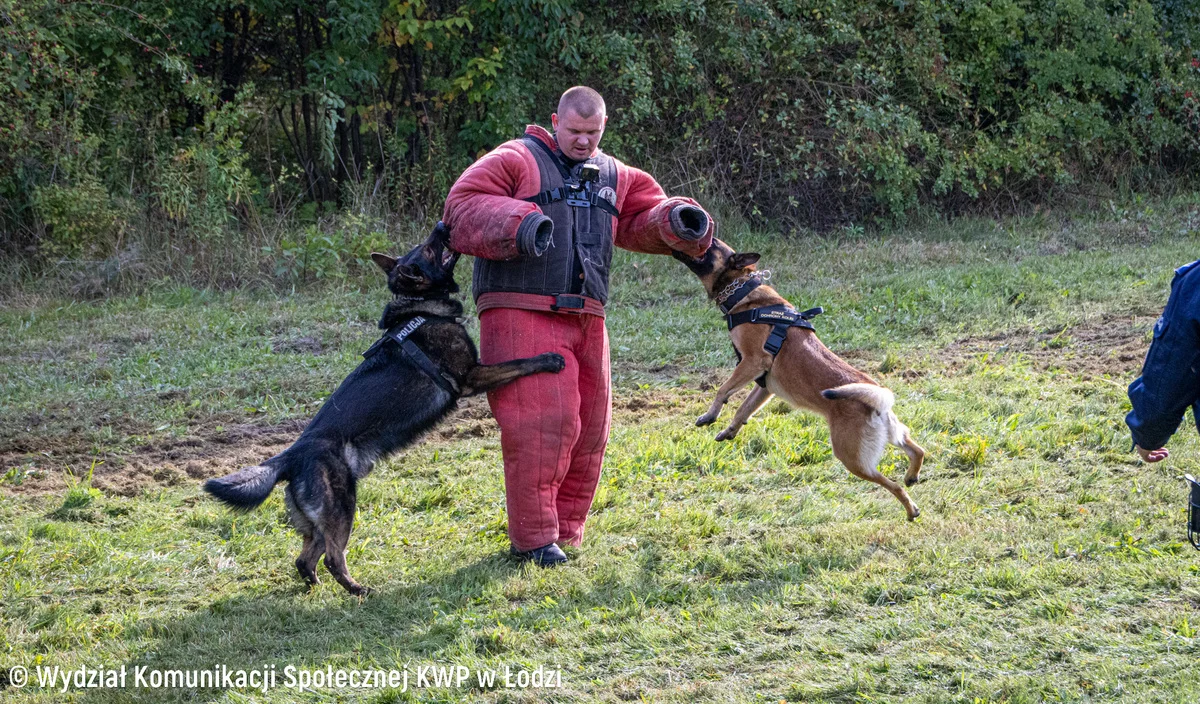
[1136,445,1169,462]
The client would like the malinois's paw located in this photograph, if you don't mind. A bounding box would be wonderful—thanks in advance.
[696,413,717,427]
[537,353,566,373]
[714,427,739,442]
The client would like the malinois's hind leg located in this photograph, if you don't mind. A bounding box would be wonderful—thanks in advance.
[894,423,925,488]
[829,414,920,520]
[715,385,774,442]
[460,353,566,396]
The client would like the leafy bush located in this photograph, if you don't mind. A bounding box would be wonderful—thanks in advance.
[272,225,391,282]
[3,0,1199,283]
[31,176,126,258]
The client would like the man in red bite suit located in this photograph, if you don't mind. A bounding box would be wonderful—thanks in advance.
[444,86,714,566]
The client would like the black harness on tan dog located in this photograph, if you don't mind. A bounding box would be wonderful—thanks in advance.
[362,316,460,396]
[718,273,824,387]
[727,304,824,355]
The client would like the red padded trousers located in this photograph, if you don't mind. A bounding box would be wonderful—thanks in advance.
[479,307,611,552]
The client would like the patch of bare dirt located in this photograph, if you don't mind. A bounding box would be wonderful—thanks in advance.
[271,335,325,355]
[1,415,309,497]
[434,395,497,440]
[4,371,710,498]
[938,315,1156,377]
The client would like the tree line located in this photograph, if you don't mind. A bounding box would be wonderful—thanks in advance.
[2,0,1198,280]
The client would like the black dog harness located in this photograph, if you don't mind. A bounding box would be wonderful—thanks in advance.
[362,316,459,396]
[719,274,824,356]
[727,304,824,355]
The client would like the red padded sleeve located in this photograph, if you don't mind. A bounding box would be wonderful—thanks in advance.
[613,163,713,257]
[443,140,543,261]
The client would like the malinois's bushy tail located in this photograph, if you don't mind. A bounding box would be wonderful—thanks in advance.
[203,456,289,510]
[821,383,894,414]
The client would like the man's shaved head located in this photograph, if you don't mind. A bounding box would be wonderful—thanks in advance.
[552,86,608,160]
[557,86,606,119]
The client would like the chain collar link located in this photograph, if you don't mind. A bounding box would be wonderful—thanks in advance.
[715,269,771,307]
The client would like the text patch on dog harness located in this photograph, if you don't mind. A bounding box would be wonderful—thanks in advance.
[727,304,823,388]
[363,316,459,396]
[727,305,824,356]
[387,316,426,344]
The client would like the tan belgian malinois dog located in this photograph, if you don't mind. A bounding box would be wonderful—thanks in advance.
[674,238,925,520]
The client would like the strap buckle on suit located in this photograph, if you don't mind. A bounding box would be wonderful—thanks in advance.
[551,294,586,313]
[520,137,620,216]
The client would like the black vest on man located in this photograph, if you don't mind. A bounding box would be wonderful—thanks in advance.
[472,137,618,305]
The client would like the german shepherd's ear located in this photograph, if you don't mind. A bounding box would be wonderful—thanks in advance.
[371,252,398,273]
[395,264,423,282]
[729,252,760,269]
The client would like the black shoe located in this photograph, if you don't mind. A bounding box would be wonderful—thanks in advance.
[510,543,568,567]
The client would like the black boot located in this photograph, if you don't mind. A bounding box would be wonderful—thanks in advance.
[510,543,568,567]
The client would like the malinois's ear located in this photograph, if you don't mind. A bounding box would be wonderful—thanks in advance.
[729,252,761,269]
[371,252,398,273]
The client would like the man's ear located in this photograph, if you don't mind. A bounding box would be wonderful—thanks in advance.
[371,252,397,273]
[729,252,761,269]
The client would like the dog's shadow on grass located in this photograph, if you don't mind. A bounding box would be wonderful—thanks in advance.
[81,554,517,704]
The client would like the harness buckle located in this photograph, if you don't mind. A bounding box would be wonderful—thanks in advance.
[565,192,592,208]
[551,294,586,312]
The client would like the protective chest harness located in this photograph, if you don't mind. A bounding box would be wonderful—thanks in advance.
[521,138,620,218]
[362,315,459,396]
[472,136,619,308]
[719,273,824,357]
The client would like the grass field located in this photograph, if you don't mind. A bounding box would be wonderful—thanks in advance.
[3,199,1200,702]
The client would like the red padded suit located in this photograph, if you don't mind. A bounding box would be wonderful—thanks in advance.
[444,125,713,551]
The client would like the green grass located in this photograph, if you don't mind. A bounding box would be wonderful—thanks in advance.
[2,199,1200,702]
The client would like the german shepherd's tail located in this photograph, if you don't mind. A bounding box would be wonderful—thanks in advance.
[203,455,290,511]
[821,383,895,414]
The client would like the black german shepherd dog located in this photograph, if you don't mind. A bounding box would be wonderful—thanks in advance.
[204,224,565,595]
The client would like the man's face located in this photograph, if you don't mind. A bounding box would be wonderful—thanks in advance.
[551,109,607,161]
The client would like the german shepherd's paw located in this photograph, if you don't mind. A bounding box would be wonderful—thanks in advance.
[296,560,320,587]
[536,353,567,373]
